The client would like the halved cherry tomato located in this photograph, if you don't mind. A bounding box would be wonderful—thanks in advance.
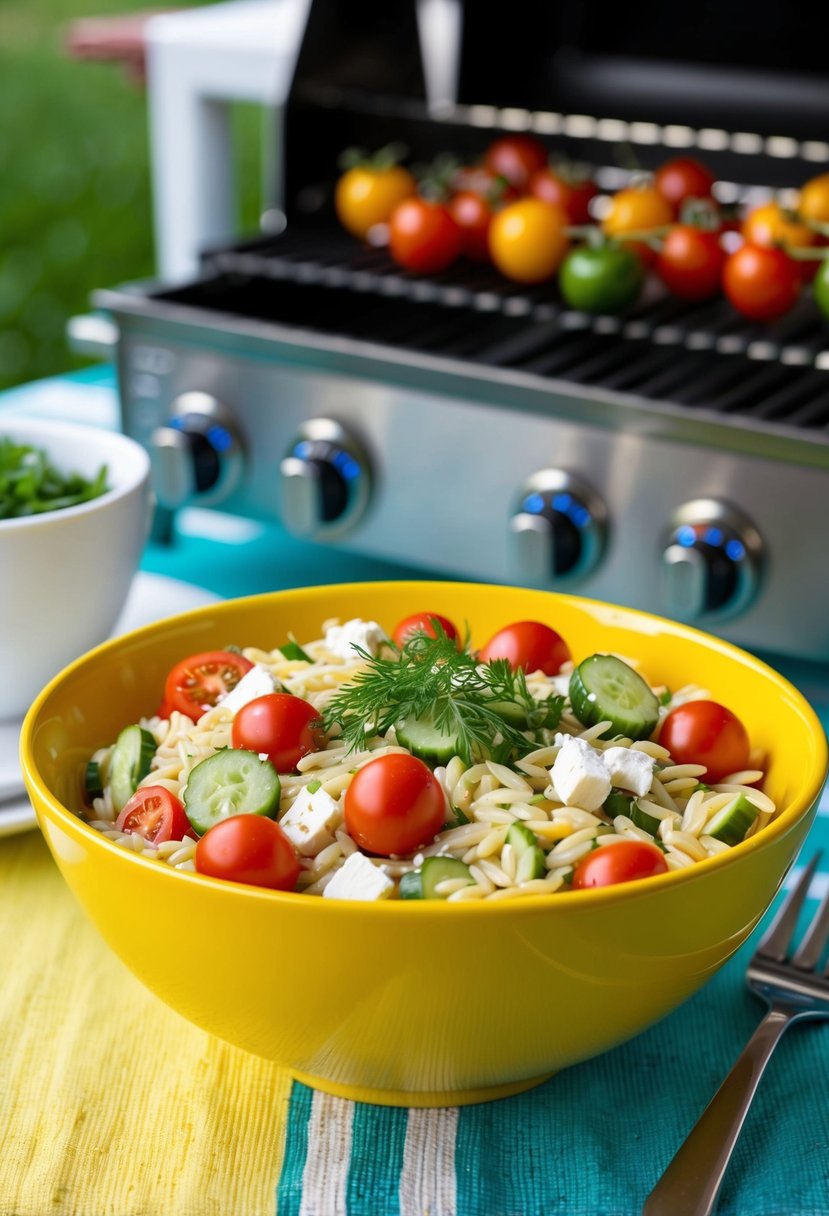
[741,202,818,280]
[483,134,548,191]
[602,185,673,265]
[344,753,446,857]
[572,841,668,889]
[392,612,459,648]
[488,199,570,283]
[388,198,463,274]
[478,621,570,676]
[195,814,300,890]
[528,167,599,225]
[335,161,416,240]
[654,157,716,216]
[115,785,192,844]
[447,190,494,262]
[164,651,254,723]
[655,225,726,301]
[722,244,800,321]
[231,692,325,773]
[658,700,750,784]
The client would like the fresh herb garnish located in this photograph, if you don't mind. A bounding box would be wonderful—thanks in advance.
[0,438,109,519]
[322,631,564,765]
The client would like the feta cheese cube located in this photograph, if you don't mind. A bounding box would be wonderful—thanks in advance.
[280,785,342,856]
[323,852,395,901]
[551,735,611,812]
[602,746,656,798]
[324,619,389,661]
[219,664,278,713]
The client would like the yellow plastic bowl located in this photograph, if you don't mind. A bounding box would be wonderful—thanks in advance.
[20,581,828,1107]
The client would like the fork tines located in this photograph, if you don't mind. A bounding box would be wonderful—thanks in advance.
[754,851,829,978]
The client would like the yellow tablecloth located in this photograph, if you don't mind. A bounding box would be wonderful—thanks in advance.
[1,830,292,1216]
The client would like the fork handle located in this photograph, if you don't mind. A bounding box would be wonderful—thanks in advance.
[643,1007,791,1216]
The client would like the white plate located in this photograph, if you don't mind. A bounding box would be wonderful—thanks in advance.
[0,572,221,838]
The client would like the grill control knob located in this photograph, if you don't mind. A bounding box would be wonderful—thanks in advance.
[280,419,371,539]
[661,499,763,621]
[150,392,243,509]
[509,470,608,586]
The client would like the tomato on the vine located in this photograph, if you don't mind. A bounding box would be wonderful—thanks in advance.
[388,198,463,274]
[478,621,570,676]
[658,700,750,784]
[722,244,800,321]
[447,190,494,262]
[392,612,459,648]
[335,158,416,241]
[488,199,570,283]
[195,814,300,890]
[344,753,446,857]
[483,134,548,191]
[798,172,829,226]
[115,785,192,844]
[655,225,726,301]
[572,841,668,889]
[654,157,716,215]
[450,164,519,204]
[231,692,325,772]
[558,241,644,313]
[164,651,254,722]
[741,202,818,280]
[528,167,599,225]
[602,185,673,264]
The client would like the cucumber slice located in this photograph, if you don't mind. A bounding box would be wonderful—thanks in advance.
[84,759,103,804]
[420,856,474,898]
[109,725,156,813]
[486,700,528,728]
[706,793,759,846]
[183,748,281,835]
[279,640,312,663]
[603,789,660,836]
[399,871,424,900]
[506,822,546,882]
[569,655,660,741]
[395,714,459,764]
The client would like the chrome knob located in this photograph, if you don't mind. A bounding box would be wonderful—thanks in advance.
[150,392,243,509]
[661,499,763,621]
[510,470,608,586]
[280,419,371,539]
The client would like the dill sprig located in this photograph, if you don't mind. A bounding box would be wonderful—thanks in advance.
[322,630,564,765]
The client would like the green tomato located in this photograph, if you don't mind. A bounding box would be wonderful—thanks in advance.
[558,243,645,314]
[813,258,829,321]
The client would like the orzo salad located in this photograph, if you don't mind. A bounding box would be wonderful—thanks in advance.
[81,610,775,900]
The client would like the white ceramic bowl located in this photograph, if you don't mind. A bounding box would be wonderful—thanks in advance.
[0,417,150,720]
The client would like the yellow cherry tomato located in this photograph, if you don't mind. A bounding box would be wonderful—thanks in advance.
[488,199,570,284]
[742,202,816,251]
[798,173,829,226]
[335,164,417,240]
[602,185,674,237]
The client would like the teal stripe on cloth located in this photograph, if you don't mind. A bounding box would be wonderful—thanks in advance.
[345,1102,408,1214]
[275,1082,314,1216]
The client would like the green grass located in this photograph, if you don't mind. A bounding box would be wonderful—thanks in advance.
[0,0,260,392]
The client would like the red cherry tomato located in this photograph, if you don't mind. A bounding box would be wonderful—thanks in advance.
[231,692,325,773]
[478,621,570,676]
[392,612,459,648]
[483,135,548,191]
[344,753,446,857]
[115,785,192,844]
[450,164,520,204]
[655,225,726,301]
[164,651,254,723]
[447,190,493,262]
[722,244,801,321]
[654,157,716,216]
[528,167,599,225]
[195,814,300,890]
[658,700,751,784]
[572,841,669,889]
[388,198,462,274]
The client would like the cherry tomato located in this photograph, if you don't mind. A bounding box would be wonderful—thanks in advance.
[558,242,644,313]
[488,199,570,284]
[116,785,192,844]
[478,621,570,676]
[447,190,494,262]
[528,167,599,225]
[344,753,446,857]
[392,612,459,648]
[602,185,673,265]
[741,202,818,280]
[388,198,463,274]
[195,814,300,890]
[659,700,750,784]
[164,651,254,723]
[572,841,668,889]
[483,134,548,191]
[655,225,726,301]
[798,172,829,226]
[722,244,800,321]
[335,162,416,240]
[654,157,716,215]
[231,692,325,773]
[450,164,520,204]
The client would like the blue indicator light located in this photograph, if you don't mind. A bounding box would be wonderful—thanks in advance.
[293,440,312,459]
[570,504,591,529]
[206,424,232,453]
[523,492,545,514]
[704,526,724,547]
[169,417,184,430]
[552,492,573,513]
[676,525,696,548]
[725,539,746,561]
[333,451,360,480]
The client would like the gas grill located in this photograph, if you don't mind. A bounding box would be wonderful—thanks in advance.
[95,0,829,659]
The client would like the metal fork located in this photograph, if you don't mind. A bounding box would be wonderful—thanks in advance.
[644,851,829,1216]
